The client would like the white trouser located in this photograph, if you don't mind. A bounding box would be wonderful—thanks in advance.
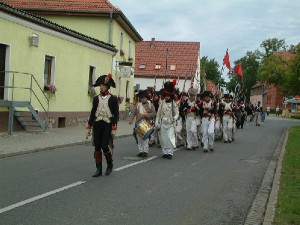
[150,128,158,141]
[137,136,149,153]
[214,119,222,139]
[255,112,261,125]
[186,117,199,148]
[201,117,215,150]
[222,114,233,141]
[162,147,174,155]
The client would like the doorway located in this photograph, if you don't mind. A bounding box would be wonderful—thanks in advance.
[0,44,6,99]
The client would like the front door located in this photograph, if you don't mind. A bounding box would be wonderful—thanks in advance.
[0,44,6,99]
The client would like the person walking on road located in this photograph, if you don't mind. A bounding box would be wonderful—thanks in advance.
[86,74,119,177]
[254,101,262,126]
[129,90,156,158]
[276,106,280,116]
[155,81,179,159]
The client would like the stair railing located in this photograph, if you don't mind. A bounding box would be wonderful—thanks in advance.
[0,71,50,134]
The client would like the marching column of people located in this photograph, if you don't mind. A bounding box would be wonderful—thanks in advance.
[86,76,268,177]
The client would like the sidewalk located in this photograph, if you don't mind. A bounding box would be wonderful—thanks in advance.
[0,120,134,159]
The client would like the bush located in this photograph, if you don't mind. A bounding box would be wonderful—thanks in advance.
[291,115,300,119]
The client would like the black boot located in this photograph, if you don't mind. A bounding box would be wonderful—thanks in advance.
[92,163,102,177]
[104,151,113,176]
[92,151,102,177]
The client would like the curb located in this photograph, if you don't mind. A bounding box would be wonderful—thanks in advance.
[0,134,132,159]
[263,127,289,225]
[243,128,288,225]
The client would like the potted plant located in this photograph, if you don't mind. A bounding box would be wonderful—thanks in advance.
[88,86,97,97]
[118,96,124,104]
[44,84,57,94]
[120,49,125,57]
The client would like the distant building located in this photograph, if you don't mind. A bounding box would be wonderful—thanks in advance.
[135,38,201,93]
[250,82,265,106]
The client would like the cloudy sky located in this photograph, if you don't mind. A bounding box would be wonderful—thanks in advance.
[110,0,300,74]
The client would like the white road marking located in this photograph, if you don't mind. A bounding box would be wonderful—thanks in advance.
[114,156,158,171]
[0,147,185,214]
[0,181,85,214]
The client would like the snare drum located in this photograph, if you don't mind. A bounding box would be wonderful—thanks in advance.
[134,118,154,140]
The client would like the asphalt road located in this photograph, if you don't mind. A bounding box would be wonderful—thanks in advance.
[0,117,299,225]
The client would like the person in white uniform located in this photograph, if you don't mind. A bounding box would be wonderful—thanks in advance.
[199,91,217,152]
[155,81,179,159]
[180,88,200,150]
[219,94,234,143]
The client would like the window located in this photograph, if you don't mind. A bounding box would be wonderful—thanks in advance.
[118,77,122,96]
[88,66,95,95]
[170,65,176,71]
[126,80,130,99]
[128,41,131,59]
[139,64,145,69]
[44,55,55,87]
[120,32,123,51]
[155,64,161,70]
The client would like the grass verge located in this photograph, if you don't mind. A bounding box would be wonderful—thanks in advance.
[274,126,300,224]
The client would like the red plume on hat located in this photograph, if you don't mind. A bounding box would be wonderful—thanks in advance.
[172,79,177,86]
[93,73,116,88]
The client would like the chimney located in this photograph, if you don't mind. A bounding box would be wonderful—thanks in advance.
[150,38,155,48]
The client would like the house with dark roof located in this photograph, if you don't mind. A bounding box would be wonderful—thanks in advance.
[250,51,296,112]
[0,2,118,132]
[135,38,200,93]
[3,0,143,114]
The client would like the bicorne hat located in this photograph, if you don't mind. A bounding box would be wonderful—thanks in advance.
[93,73,116,88]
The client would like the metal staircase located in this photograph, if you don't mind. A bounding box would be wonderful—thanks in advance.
[0,71,49,134]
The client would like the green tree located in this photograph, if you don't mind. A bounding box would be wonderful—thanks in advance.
[200,56,223,90]
[227,51,260,103]
[283,43,300,95]
[259,38,287,57]
[258,43,300,96]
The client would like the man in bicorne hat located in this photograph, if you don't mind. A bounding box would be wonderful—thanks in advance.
[129,90,156,157]
[155,81,179,159]
[199,91,217,152]
[86,73,119,177]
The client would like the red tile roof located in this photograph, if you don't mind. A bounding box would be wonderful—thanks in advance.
[3,0,120,12]
[206,80,217,92]
[3,0,143,41]
[135,38,200,78]
[274,51,296,61]
[251,82,265,89]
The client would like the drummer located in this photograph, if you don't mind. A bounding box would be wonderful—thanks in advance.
[129,90,156,157]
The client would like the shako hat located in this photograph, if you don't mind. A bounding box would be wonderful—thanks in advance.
[93,73,116,88]
[163,81,175,96]
[188,88,197,96]
[223,93,230,99]
[202,90,212,98]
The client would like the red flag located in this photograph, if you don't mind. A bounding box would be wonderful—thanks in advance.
[234,62,243,78]
[223,49,231,70]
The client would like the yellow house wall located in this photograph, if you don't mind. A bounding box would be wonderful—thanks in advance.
[0,15,113,113]
[41,15,111,44]
[112,20,136,110]
[34,14,137,111]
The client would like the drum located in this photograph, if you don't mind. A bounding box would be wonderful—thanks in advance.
[134,118,154,140]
